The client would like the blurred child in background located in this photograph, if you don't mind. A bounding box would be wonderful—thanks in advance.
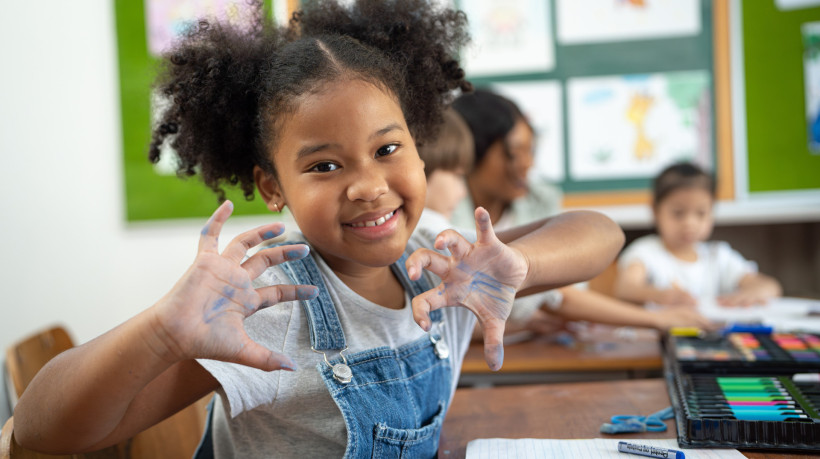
[615,162,782,308]
[422,97,713,335]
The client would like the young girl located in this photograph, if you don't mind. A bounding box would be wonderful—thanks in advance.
[615,162,782,308]
[13,1,624,457]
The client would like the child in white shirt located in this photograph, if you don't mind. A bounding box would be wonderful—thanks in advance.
[615,162,782,307]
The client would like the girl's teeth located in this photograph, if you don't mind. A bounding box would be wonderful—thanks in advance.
[353,211,394,228]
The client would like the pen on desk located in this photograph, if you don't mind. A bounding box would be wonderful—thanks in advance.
[617,441,685,459]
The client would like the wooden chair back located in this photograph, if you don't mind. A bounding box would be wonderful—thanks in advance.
[5,326,74,401]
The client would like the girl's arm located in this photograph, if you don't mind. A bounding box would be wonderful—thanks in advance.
[555,286,715,331]
[13,202,318,453]
[614,262,697,307]
[718,272,783,307]
[407,208,624,371]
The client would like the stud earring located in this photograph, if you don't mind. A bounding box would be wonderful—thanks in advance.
[273,203,279,212]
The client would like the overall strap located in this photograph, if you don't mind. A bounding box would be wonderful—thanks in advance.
[272,242,347,351]
[390,252,442,323]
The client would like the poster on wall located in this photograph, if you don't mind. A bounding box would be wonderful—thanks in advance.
[145,0,262,56]
[555,0,700,45]
[491,81,565,183]
[460,0,555,77]
[802,21,820,155]
[567,70,711,180]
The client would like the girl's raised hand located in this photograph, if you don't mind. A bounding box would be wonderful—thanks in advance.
[406,207,528,371]
[150,201,318,372]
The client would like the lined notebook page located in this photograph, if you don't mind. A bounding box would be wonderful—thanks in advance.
[466,438,744,458]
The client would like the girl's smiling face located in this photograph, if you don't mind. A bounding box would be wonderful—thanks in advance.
[257,79,426,274]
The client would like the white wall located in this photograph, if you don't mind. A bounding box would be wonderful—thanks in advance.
[0,1,284,354]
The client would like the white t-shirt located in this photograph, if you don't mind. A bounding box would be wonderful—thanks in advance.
[617,234,758,300]
[197,230,476,458]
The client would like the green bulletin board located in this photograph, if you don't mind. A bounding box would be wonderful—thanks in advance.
[743,0,820,193]
[462,0,718,204]
[115,1,274,221]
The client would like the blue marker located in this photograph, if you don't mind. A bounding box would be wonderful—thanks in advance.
[617,441,685,459]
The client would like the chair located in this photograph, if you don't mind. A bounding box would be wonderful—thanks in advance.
[1,325,211,459]
[5,326,74,403]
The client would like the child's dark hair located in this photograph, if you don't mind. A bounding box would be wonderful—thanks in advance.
[653,162,716,206]
[451,88,531,168]
[417,107,474,179]
[148,0,472,201]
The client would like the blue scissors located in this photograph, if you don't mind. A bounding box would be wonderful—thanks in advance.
[601,406,673,434]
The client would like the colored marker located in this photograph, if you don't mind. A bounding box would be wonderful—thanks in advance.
[699,413,809,421]
[617,441,685,459]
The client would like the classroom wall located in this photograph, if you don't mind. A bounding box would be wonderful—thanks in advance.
[0,2,284,354]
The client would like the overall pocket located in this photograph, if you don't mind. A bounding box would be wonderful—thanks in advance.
[371,401,446,459]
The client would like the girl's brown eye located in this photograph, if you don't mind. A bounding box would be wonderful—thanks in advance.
[376,144,398,157]
[311,162,338,172]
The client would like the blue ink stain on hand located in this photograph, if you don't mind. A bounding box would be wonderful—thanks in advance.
[297,286,319,300]
[285,245,310,260]
[486,343,504,372]
[264,226,285,240]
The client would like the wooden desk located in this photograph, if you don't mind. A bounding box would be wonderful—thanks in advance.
[439,379,806,459]
[459,326,663,386]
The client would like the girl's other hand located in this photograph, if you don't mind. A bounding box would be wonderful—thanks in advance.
[149,201,318,372]
[716,291,767,307]
[406,207,528,371]
[650,307,717,331]
[655,284,697,307]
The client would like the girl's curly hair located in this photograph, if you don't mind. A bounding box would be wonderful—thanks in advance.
[148,0,472,201]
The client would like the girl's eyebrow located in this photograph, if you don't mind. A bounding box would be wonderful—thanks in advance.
[296,123,404,159]
[370,122,404,140]
[296,143,335,160]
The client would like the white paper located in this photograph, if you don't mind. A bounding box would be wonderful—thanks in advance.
[491,81,565,182]
[556,0,700,45]
[461,0,555,77]
[697,296,820,333]
[466,438,744,459]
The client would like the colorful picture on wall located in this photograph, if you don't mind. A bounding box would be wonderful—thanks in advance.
[567,70,711,180]
[491,81,565,182]
[555,0,700,45]
[802,21,820,155]
[460,0,555,77]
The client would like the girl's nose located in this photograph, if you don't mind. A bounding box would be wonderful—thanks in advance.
[346,169,389,201]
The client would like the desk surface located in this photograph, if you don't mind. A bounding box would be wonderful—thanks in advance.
[439,379,806,459]
[460,327,663,376]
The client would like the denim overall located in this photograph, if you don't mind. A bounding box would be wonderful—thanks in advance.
[194,242,452,459]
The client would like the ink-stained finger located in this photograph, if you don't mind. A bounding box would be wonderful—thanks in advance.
[198,201,234,253]
[411,286,447,332]
[233,340,298,372]
[406,248,451,281]
[222,222,286,263]
[473,207,499,246]
[434,230,472,260]
[480,318,506,371]
[255,284,318,311]
[242,244,310,279]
